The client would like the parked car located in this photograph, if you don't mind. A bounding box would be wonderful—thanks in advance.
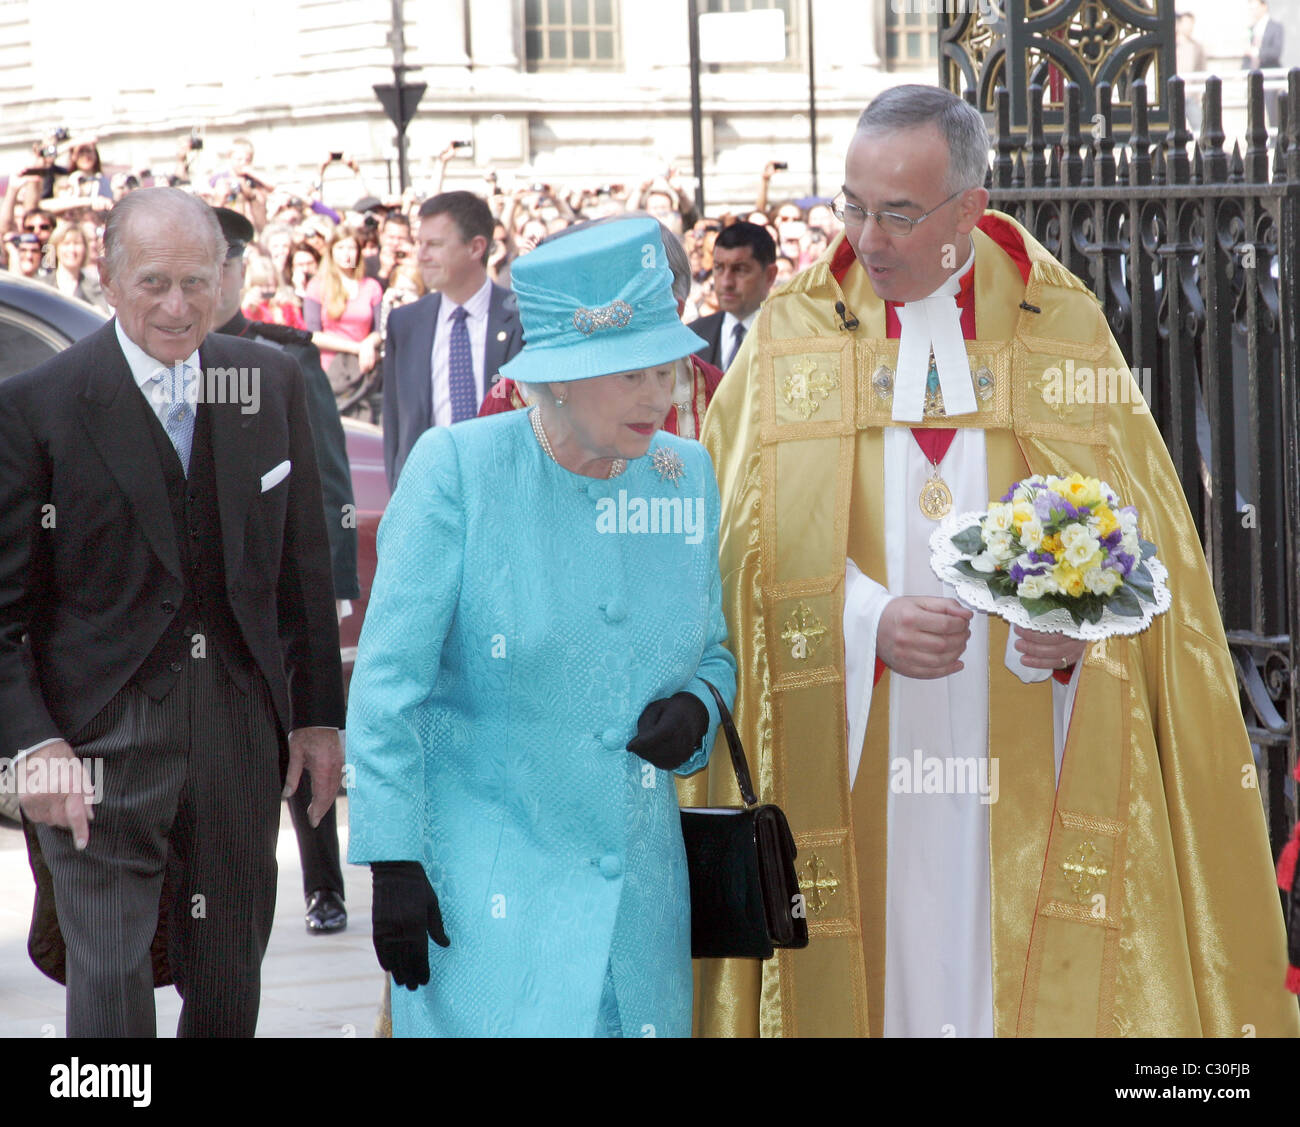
[0,275,389,819]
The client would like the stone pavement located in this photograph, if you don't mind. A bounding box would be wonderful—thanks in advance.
[0,797,384,1038]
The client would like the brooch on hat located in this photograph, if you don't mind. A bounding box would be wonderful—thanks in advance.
[573,299,633,336]
[652,447,686,486]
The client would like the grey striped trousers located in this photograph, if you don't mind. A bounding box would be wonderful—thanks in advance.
[35,650,282,1037]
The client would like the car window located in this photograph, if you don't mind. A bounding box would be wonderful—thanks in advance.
[0,310,67,381]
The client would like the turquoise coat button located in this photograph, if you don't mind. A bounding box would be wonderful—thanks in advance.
[599,854,623,879]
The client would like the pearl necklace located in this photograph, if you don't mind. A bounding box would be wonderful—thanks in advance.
[530,406,625,478]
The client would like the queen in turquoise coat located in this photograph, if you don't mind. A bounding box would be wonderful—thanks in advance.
[346,218,736,1037]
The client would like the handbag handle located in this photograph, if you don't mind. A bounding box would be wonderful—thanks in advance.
[700,680,758,809]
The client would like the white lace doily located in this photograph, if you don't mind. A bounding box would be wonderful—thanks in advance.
[928,510,1172,641]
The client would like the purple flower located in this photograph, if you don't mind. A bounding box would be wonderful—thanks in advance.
[1112,551,1135,576]
[1102,529,1123,548]
[1032,492,1054,521]
[1001,485,1017,503]
[1010,561,1048,583]
[1028,549,1056,565]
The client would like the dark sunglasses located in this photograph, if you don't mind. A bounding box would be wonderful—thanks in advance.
[24,222,53,232]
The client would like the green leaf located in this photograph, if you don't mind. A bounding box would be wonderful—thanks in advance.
[1139,539,1158,561]
[1079,597,1106,624]
[989,573,1018,598]
[1125,563,1154,601]
[953,560,992,583]
[1021,597,1058,618]
[1108,585,1143,617]
[951,527,985,554]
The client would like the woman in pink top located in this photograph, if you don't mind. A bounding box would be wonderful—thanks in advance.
[305,226,383,415]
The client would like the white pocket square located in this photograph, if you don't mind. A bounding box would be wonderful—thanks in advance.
[260,460,291,493]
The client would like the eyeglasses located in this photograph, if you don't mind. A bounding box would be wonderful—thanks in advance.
[831,188,964,237]
[24,222,53,233]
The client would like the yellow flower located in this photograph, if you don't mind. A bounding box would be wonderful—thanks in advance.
[1040,533,1063,556]
[1053,563,1087,597]
[1011,500,1035,528]
[1060,472,1102,509]
[1091,504,1119,538]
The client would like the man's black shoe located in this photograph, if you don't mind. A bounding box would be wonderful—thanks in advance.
[305,889,347,934]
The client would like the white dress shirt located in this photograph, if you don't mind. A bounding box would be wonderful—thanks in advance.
[720,309,757,370]
[116,319,201,425]
[431,277,493,427]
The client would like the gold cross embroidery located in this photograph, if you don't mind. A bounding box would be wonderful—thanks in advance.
[780,602,826,661]
[781,357,839,420]
[1062,841,1109,903]
[798,853,840,915]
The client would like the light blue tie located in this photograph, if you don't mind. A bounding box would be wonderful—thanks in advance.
[156,364,196,475]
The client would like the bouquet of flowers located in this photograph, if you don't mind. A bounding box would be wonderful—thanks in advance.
[929,472,1171,640]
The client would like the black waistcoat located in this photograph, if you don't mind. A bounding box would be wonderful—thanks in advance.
[133,392,256,698]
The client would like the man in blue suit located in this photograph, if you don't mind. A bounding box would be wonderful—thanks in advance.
[382,191,523,487]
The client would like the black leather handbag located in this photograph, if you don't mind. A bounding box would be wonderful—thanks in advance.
[679,681,809,959]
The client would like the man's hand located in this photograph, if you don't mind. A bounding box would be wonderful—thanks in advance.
[16,740,95,850]
[877,596,973,679]
[284,727,343,827]
[1013,626,1086,671]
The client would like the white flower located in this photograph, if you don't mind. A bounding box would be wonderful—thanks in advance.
[1018,573,1052,599]
[1061,523,1100,568]
[984,503,1014,534]
[1118,508,1139,535]
[984,530,1016,561]
[1084,567,1123,596]
[970,551,999,573]
[1060,524,1094,549]
[1018,517,1044,551]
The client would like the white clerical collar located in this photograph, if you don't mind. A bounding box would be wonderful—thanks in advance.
[891,245,976,422]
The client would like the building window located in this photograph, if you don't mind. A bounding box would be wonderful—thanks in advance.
[885,5,938,70]
[704,0,800,65]
[524,0,621,69]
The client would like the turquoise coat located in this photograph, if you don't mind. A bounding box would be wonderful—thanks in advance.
[346,409,736,1037]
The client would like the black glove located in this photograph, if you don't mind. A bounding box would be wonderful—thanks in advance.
[627,692,709,771]
[370,860,449,991]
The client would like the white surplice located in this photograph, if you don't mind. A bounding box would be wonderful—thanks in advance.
[841,254,1079,1038]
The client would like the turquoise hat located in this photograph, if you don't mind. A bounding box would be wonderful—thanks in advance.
[497,216,706,384]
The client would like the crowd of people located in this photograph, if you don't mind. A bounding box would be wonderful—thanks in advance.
[2,130,842,422]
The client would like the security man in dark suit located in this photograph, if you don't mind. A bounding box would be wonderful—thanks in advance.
[688,220,778,372]
[212,207,357,936]
[0,188,345,1037]
[382,190,523,487]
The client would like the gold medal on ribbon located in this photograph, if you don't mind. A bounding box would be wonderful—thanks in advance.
[919,471,953,520]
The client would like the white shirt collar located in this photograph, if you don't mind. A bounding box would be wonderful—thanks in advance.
[115,318,200,396]
[438,276,492,325]
[722,308,758,333]
[891,244,977,422]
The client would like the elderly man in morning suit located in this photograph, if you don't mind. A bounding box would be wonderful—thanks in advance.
[0,187,345,1037]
